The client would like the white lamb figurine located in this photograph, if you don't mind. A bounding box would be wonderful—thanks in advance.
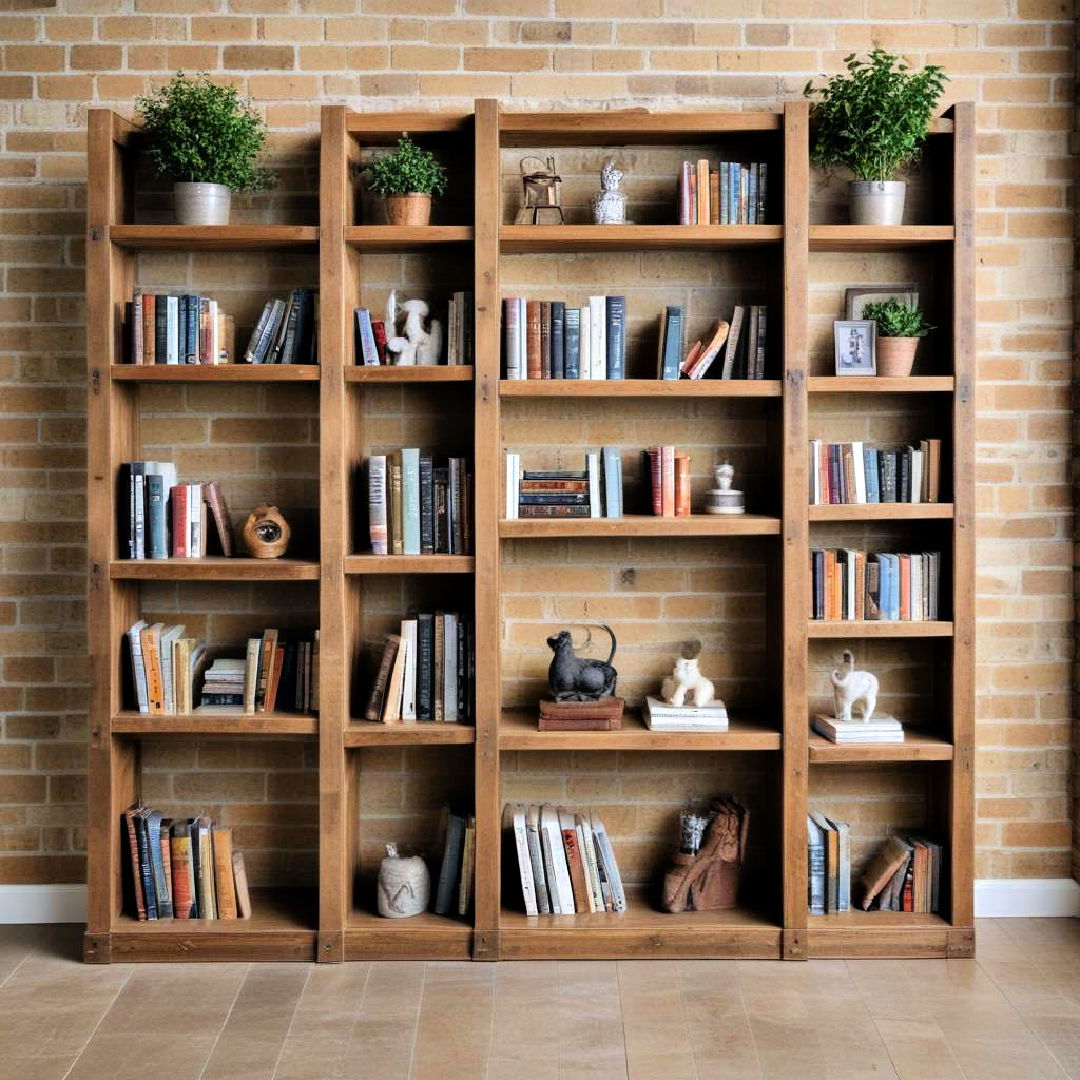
[829,650,878,723]
[386,298,443,367]
[661,641,715,708]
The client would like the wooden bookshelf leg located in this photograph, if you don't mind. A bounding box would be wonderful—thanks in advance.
[83,931,112,964]
[947,928,975,959]
[783,928,807,960]
[472,929,500,961]
[317,930,344,963]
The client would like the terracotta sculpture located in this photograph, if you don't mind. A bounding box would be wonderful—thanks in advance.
[662,796,749,913]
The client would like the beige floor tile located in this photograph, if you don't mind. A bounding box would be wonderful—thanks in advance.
[0,1055,79,1080]
[409,973,493,1080]
[66,1032,217,1080]
[873,1019,967,1080]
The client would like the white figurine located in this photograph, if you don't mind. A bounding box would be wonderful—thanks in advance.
[829,650,879,723]
[661,640,715,708]
[376,843,430,918]
[386,298,443,366]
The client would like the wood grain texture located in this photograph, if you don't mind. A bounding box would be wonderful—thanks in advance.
[499,379,782,398]
[809,225,954,251]
[498,110,781,145]
[501,224,782,252]
[344,721,476,747]
[808,504,954,521]
[346,225,472,250]
[109,558,320,581]
[808,731,953,763]
[345,365,474,383]
[807,621,954,638]
[808,376,954,393]
[111,712,318,736]
[343,555,475,574]
[499,514,781,538]
[109,224,318,250]
[111,364,320,382]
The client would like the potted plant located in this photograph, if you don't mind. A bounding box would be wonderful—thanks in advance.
[367,135,447,226]
[862,299,932,377]
[805,49,947,226]
[136,72,274,226]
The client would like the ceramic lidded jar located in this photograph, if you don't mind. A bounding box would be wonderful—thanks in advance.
[377,844,430,918]
[592,158,626,225]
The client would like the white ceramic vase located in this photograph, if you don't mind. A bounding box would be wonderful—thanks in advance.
[174,181,231,226]
[848,180,905,226]
[377,854,430,918]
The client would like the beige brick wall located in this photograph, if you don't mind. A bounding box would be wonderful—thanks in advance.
[0,2,1074,890]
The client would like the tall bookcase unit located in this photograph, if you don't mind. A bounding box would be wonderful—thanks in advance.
[85,100,974,963]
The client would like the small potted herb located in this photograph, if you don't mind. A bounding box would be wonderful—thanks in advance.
[862,299,932,378]
[367,135,447,227]
[136,72,274,226]
[805,49,947,226]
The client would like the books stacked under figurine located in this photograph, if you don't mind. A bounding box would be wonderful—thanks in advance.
[434,807,476,917]
[124,292,235,365]
[644,695,728,731]
[504,451,622,520]
[807,812,851,914]
[859,835,943,912]
[809,439,942,505]
[243,289,317,364]
[502,295,625,380]
[812,713,904,744]
[810,549,941,622]
[122,800,252,921]
[505,803,626,917]
[678,158,768,225]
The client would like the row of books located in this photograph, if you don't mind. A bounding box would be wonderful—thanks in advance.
[809,439,942,505]
[807,812,850,914]
[118,462,233,559]
[678,159,769,225]
[366,452,472,555]
[366,614,474,724]
[435,807,476,916]
[502,295,625,380]
[860,834,943,912]
[124,292,235,365]
[503,453,622,520]
[647,445,692,517]
[660,306,767,381]
[355,294,474,366]
[243,289,318,364]
[644,695,729,731]
[505,803,627,917]
[811,549,941,622]
[123,801,251,921]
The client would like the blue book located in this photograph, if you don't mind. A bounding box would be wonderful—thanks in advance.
[605,295,625,379]
[885,554,901,620]
[729,163,740,224]
[186,294,199,362]
[807,816,825,915]
[356,308,379,365]
[401,448,421,555]
[177,295,188,365]
[564,306,580,378]
[551,301,565,379]
[864,448,880,503]
[660,306,682,380]
[146,809,172,919]
[146,474,168,559]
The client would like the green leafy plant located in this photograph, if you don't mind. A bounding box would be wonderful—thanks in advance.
[862,299,933,338]
[805,49,948,182]
[135,72,274,192]
[367,136,448,197]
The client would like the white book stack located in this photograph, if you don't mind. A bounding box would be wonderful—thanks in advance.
[812,713,904,744]
[644,696,729,732]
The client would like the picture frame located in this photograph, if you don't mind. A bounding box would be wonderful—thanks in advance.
[834,320,876,376]
[845,284,919,321]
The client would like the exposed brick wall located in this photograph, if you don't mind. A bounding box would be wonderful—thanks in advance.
[0,2,1073,889]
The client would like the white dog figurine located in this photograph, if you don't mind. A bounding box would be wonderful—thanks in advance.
[829,650,878,722]
[661,641,715,708]
[386,298,443,367]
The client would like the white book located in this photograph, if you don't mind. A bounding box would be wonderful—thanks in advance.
[573,820,598,912]
[588,296,606,379]
[540,804,574,915]
[909,447,924,504]
[809,439,821,505]
[586,452,601,518]
[507,804,537,917]
[911,554,924,622]
[645,696,728,720]
[590,814,626,912]
[851,441,866,504]
[127,619,150,714]
[524,804,550,914]
[443,613,458,722]
[401,618,418,721]
[646,715,729,732]
[159,624,184,714]
[517,298,527,379]
[187,483,202,557]
[504,452,519,520]
[576,813,603,913]
[579,305,591,380]
[166,295,179,364]
[243,638,260,714]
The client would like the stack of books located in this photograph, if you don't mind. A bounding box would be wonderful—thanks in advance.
[243,288,317,364]
[124,292,235,365]
[366,451,471,556]
[122,801,251,921]
[505,803,626,917]
[810,549,941,622]
[811,713,904,744]
[118,463,233,560]
[645,445,691,517]
[124,621,206,716]
[504,451,622,520]
[502,295,625,380]
[678,159,769,225]
[644,695,729,731]
[807,812,851,914]
[434,807,476,917]
[859,834,943,912]
[365,613,473,724]
[809,439,942,504]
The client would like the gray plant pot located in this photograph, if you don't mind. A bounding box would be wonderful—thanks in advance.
[174,181,232,226]
[849,180,906,226]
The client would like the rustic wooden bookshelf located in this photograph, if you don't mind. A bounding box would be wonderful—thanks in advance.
[85,100,974,963]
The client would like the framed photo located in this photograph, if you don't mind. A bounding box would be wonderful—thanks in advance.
[845,284,918,321]
[834,320,876,376]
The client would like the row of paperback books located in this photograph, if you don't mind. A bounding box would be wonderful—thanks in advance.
[658,305,768,380]
[678,159,769,225]
[243,289,317,364]
[807,812,851,914]
[647,445,692,517]
[366,452,472,556]
[859,834,942,913]
[502,295,625,380]
[810,549,941,622]
[809,439,942,505]
[355,293,474,366]
[503,452,622,520]
[434,807,476,916]
[505,803,626,917]
[118,462,233,559]
[365,614,473,724]
[124,292,235,365]
[123,801,251,921]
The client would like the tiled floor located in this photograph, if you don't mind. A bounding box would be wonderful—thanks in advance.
[1,920,1079,1079]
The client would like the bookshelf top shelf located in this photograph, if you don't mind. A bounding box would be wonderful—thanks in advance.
[111,712,318,737]
[808,730,953,763]
[345,110,472,139]
[107,225,318,251]
[110,364,320,383]
[499,110,782,145]
[809,225,954,252]
[808,377,954,394]
[500,379,782,398]
[109,558,320,581]
[501,224,782,253]
[346,225,473,250]
[500,514,781,539]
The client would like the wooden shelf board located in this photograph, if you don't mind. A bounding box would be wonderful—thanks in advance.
[111,712,318,737]
[346,111,472,137]
[808,376,954,393]
[344,554,474,574]
[499,110,782,145]
[809,503,953,521]
[345,721,476,747]
[501,224,782,253]
[500,514,781,539]
[109,225,318,251]
[808,621,953,638]
[809,225,954,252]
[809,730,953,763]
[500,378,782,398]
[344,906,472,959]
[111,364,320,383]
[500,708,779,751]
[345,365,473,383]
[109,557,320,581]
[807,910,959,959]
[345,225,473,250]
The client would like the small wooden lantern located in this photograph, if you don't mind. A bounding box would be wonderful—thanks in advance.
[516,156,564,225]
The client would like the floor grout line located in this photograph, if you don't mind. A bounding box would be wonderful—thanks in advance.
[195,961,253,1080]
[405,960,427,1080]
[332,959,373,1079]
[269,961,314,1080]
[59,964,136,1080]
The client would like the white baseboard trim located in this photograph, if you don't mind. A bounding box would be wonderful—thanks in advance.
[1,879,1077,924]
[974,877,1080,918]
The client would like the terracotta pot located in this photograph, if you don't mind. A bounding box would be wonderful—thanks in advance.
[849,179,906,226]
[876,336,919,378]
[385,193,432,226]
[174,181,231,226]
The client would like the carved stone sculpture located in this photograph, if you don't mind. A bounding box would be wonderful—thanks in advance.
[377,844,430,918]
[830,649,879,722]
[546,624,618,702]
[660,640,715,707]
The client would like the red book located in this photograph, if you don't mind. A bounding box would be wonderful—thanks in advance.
[647,448,662,515]
[560,820,589,913]
[171,484,187,558]
[371,320,388,364]
[525,301,542,380]
[674,453,691,517]
[266,641,287,712]
[124,805,147,921]
[660,445,675,517]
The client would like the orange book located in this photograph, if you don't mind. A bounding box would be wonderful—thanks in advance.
[825,550,839,621]
[232,850,252,918]
[841,445,855,505]
[709,169,720,225]
[660,445,675,517]
[899,554,911,620]
[123,804,147,921]
[265,642,287,712]
[141,293,155,364]
[854,551,866,621]
[695,159,710,227]
[139,623,164,714]
[525,300,542,380]
[819,441,830,504]
[256,629,277,712]
[922,438,941,502]
[674,453,691,517]
[211,827,237,919]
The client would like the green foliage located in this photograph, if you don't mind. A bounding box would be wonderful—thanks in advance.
[805,49,948,182]
[862,299,933,338]
[135,72,274,192]
[367,136,448,197]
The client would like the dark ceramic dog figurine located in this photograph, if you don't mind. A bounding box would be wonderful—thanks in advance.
[546,625,618,701]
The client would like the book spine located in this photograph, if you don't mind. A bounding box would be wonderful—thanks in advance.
[146,474,168,559]
[563,305,580,379]
[674,453,691,517]
[186,294,199,363]
[401,448,421,555]
[367,455,388,555]
[550,301,564,379]
[504,297,521,379]
[357,308,379,365]
[660,445,675,517]
[605,295,625,379]
[124,810,147,920]
[212,828,237,919]
[417,613,434,721]
[525,300,541,380]
[648,449,662,516]
[142,294,156,364]
[419,455,434,555]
